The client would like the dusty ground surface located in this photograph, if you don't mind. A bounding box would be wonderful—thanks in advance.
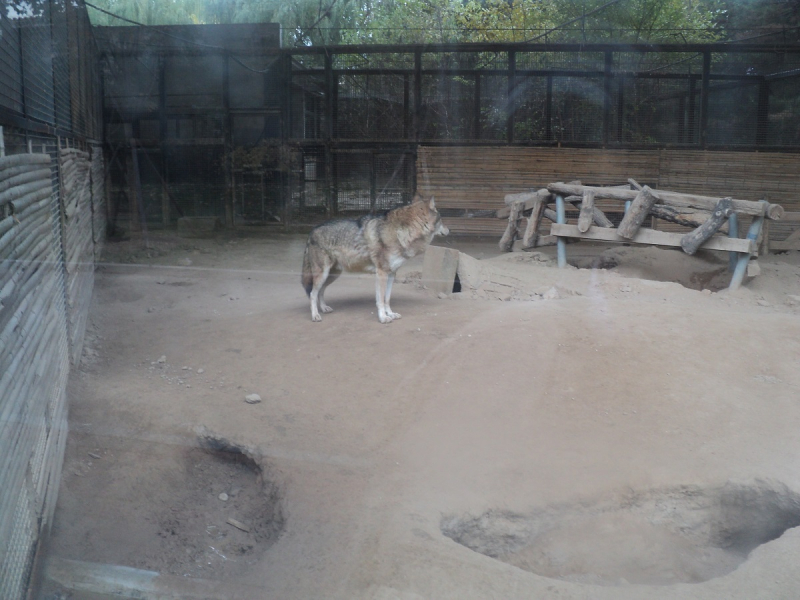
[39,227,800,599]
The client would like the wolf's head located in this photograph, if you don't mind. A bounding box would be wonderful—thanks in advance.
[413,194,449,237]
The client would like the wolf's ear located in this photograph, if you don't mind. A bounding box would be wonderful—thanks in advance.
[428,196,436,209]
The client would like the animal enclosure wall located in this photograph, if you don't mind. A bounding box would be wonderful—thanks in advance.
[0,2,104,599]
[98,37,800,230]
[416,146,800,241]
[0,135,106,600]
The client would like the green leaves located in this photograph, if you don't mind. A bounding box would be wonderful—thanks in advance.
[84,0,734,45]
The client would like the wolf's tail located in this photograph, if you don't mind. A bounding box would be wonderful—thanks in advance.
[301,242,313,297]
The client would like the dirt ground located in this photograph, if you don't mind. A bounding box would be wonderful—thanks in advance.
[39,227,800,599]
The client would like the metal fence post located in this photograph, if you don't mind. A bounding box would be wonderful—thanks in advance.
[507,50,516,143]
[700,50,711,148]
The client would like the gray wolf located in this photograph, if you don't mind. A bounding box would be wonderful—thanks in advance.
[301,195,449,323]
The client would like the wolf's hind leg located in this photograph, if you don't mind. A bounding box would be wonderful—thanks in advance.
[318,267,340,314]
[310,264,331,322]
[375,269,399,323]
[384,271,401,320]
[375,270,394,323]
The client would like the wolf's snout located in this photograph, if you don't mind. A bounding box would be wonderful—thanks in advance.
[439,223,450,236]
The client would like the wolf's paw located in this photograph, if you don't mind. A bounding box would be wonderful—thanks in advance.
[311,313,323,322]
[320,304,334,314]
[379,314,394,324]
[387,311,402,320]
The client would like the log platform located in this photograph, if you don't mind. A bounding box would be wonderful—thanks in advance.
[494,179,784,291]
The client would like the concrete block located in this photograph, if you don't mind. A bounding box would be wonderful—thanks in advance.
[421,245,460,295]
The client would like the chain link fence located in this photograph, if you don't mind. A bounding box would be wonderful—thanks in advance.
[0,2,103,599]
[97,34,800,229]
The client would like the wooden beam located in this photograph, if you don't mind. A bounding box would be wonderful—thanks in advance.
[550,223,756,254]
[547,182,783,219]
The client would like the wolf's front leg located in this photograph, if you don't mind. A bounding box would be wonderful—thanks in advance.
[375,270,395,323]
[384,271,401,320]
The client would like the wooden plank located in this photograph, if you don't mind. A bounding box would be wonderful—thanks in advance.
[550,223,756,254]
[770,240,800,251]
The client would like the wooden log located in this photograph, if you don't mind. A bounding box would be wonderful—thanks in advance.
[647,203,722,231]
[547,182,783,220]
[499,201,524,252]
[550,223,756,254]
[521,193,547,249]
[504,191,538,207]
[577,190,595,233]
[628,178,643,190]
[617,186,657,239]
[680,198,735,255]
[497,189,550,218]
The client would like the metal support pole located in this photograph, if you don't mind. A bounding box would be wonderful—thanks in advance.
[603,51,613,145]
[727,212,739,272]
[729,202,767,291]
[507,50,516,143]
[556,194,567,268]
[699,51,711,148]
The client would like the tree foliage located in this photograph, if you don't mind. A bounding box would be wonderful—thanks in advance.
[84,0,784,46]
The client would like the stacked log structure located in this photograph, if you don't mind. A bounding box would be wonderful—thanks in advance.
[59,147,94,366]
[0,153,70,597]
[498,179,784,257]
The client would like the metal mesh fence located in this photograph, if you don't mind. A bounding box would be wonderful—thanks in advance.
[94,32,800,226]
[0,0,101,139]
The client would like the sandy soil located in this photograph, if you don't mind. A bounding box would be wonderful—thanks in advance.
[40,228,800,599]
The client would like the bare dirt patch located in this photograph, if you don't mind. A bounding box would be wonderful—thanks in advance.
[40,230,800,599]
[47,419,282,581]
[442,480,800,586]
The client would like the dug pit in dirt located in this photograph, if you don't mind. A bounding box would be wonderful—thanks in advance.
[441,480,800,586]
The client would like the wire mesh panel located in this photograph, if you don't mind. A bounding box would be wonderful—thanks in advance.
[235,170,283,224]
[478,74,509,141]
[707,81,761,146]
[332,150,369,213]
[336,73,409,140]
[103,54,160,115]
[19,4,56,125]
[513,74,548,141]
[550,76,605,143]
[0,10,23,114]
[768,77,800,146]
[50,0,72,130]
[290,75,325,140]
[166,146,226,220]
[375,153,413,208]
[420,74,478,140]
[166,55,225,109]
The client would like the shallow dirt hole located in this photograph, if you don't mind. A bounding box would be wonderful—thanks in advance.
[441,481,800,586]
[48,431,283,582]
[568,246,732,292]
